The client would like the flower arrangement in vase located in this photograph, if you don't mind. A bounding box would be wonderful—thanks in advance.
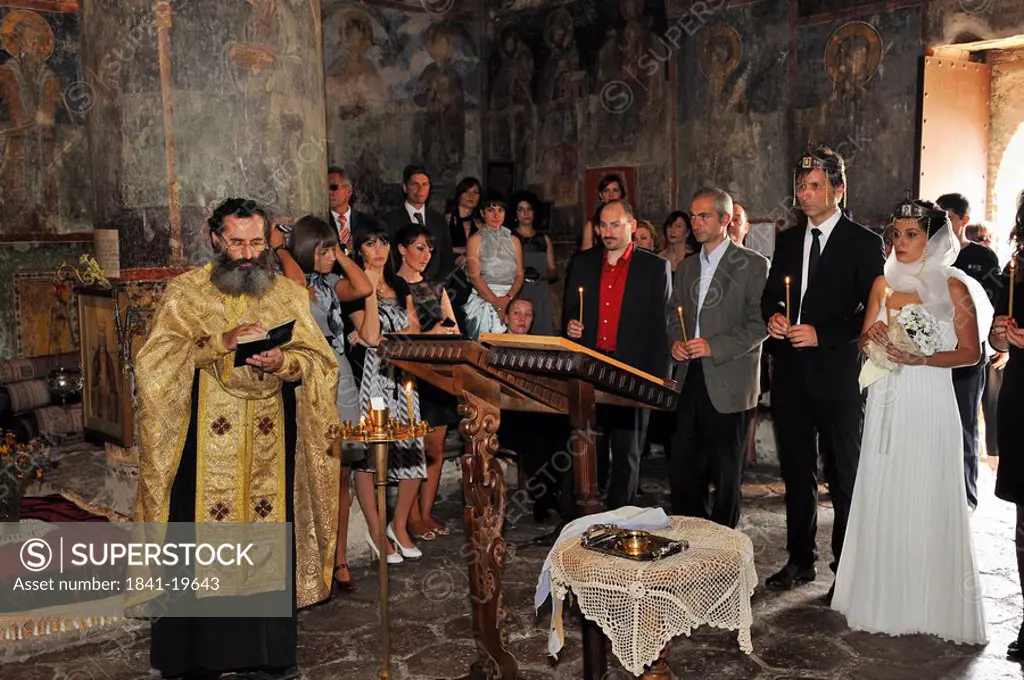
[0,431,56,522]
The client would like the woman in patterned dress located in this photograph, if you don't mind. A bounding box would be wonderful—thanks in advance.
[283,215,372,591]
[394,222,461,540]
[346,221,427,563]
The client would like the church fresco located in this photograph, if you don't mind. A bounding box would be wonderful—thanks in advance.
[322,5,481,216]
[0,6,90,236]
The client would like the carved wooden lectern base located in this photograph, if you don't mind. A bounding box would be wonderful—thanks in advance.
[455,391,517,680]
[376,335,680,680]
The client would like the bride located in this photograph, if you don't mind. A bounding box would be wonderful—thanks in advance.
[831,198,991,645]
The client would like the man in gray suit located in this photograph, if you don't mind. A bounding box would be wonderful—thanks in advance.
[667,187,769,528]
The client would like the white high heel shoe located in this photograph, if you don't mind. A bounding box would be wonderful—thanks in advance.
[387,523,423,559]
[366,533,403,564]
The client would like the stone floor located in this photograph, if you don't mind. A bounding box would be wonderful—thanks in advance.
[2,455,1022,680]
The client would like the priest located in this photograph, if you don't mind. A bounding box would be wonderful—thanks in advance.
[134,197,341,680]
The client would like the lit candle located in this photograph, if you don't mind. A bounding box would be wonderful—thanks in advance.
[784,276,791,324]
[404,381,415,426]
[578,287,584,325]
[1011,259,1017,319]
[677,305,688,343]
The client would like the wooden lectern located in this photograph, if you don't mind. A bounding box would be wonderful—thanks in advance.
[377,333,680,680]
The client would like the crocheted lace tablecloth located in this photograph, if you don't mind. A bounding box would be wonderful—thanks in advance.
[548,516,757,676]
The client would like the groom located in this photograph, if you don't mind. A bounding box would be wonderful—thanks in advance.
[760,147,885,602]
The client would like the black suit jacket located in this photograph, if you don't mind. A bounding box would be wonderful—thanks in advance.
[382,206,456,282]
[561,246,672,381]
[329,209,376,249]
[760,214,884,401]
[329,209,377,275]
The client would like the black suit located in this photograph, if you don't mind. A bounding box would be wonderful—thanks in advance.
[562,245,672,510]
[760,213,884,572]
[329,209,377,275]
[382,206,456,283]
[329,209,376,250]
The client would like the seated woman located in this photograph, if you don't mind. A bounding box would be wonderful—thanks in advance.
[345,221,427,563]
[393,222,461,540]
[462,191,524,340]
[282,215,372,593]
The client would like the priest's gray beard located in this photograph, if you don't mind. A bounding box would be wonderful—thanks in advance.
[210,247,276,297]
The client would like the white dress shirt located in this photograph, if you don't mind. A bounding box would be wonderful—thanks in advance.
[405,202,426,225]
[797,208,842,324]
[695,238,730,338]
[331,207,352,234]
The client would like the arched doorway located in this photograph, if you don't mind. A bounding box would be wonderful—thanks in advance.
[994,121,1024,265]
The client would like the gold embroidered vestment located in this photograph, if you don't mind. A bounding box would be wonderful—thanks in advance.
[134,263,341,608]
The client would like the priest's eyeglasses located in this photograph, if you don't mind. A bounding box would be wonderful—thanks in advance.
[219,235,267,254]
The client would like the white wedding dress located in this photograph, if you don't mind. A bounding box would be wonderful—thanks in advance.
[832,283,987,644]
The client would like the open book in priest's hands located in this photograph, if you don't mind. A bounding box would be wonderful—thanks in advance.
[233,319,295,367]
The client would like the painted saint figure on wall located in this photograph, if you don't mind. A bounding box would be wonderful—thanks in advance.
[695,25,758,191]
[488,26,534,182]
[537,8,582,207]
[0,10,65,233]
[805,21,884,168]
[91,324,120,425]
[325,10,386,121]
[414,22,465,188]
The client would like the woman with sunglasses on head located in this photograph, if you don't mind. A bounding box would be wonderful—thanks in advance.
[393,222,460,541]
[283,215,373,594]
[343,222,427,564]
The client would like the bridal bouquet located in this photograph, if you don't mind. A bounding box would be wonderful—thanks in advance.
[860,304,941,388]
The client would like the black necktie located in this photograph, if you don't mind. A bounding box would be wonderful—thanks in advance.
[414,212,424,226]
[808,228,821,281]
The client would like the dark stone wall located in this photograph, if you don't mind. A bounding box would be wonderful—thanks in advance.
[322,1,484,216]
[478,0,1024,238]
[676,0,790,223]
[82,0,328,268]
[486,0,674,243]
[0,5,91,235]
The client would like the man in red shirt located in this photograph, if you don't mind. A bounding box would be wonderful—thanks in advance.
[563,199,672,509]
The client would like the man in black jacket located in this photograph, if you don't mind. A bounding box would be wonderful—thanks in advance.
[562,198,672,510]
[760,147,884,602]
[381,164,455,283]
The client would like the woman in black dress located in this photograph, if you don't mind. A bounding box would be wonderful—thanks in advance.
[395,222,461,540]
[989,194,1024,660]
[511,190,557,335]
[447,177,482,267]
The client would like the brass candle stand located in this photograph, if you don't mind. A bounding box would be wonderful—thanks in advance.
[332,404,433,680]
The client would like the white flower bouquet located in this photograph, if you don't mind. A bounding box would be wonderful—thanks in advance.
[860,303,941,388]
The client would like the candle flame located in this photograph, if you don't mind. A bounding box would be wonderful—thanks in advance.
[677,306,682,314]
[578,286,583,293]
[784,276,791,284]
[405,380,413,391]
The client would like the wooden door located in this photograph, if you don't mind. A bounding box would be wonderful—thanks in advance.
[919,56,991,215]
